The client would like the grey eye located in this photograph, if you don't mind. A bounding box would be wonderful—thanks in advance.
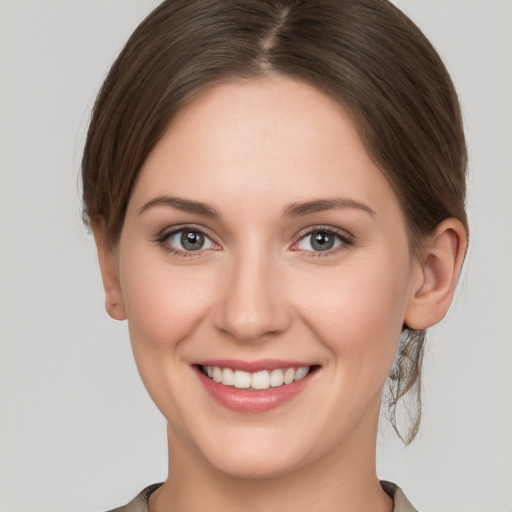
[309,231,335,251]
[296,230,346,252]
[180,231,205,251]
[166,229,215,252]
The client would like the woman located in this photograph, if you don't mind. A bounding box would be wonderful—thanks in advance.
[82,1,468,510]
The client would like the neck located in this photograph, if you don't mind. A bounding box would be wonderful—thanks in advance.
[150,405,393,512]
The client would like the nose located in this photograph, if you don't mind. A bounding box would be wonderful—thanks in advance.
[213,246,291,343]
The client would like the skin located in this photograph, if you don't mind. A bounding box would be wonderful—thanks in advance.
[93,77,467,512]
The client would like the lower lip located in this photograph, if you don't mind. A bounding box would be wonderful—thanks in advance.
[196,368,314,413]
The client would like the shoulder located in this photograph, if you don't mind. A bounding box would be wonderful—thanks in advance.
[381,481,419,512]
[105,483,163,512]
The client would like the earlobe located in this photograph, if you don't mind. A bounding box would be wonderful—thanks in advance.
[405,218,468,330]
[90,219,126,321]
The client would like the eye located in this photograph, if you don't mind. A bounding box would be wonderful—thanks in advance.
[160,228,218,253]
[293,229,352,254]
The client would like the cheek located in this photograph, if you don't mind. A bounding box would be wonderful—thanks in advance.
[291,253,411,371]
[117,253,218,419]
[119,256,215,352]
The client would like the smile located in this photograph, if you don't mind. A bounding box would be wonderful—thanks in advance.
[200,365,310,390]
[195,361,318,413]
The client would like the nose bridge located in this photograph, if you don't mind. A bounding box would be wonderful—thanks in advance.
[214,239,290,341]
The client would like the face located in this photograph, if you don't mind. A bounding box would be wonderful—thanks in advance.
[107,77,423,478]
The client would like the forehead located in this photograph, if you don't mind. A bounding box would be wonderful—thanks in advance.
[130,77,399,218]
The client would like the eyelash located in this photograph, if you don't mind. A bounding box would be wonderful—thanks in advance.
[291,225,354,257]
[156,224,218,257]
[156,225,354,258]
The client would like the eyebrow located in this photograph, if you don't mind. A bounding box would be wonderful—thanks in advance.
[139,196,219,217]
[283,198,376,217]
[139,195,375,218]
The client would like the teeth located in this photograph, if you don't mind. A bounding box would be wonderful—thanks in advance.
[270,369,284,387]
[203,365,310,389]
[212,366,222,383]
[222,367,234,386]
[233,370,251,389]
[295,366,309,381]
[283,368,295,384]
[251,371,270,390]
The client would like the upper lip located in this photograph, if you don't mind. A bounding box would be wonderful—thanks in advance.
[194,359,316,372]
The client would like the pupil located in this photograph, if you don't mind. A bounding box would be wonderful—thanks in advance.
[181,231,204,251]
[311,231,334,251]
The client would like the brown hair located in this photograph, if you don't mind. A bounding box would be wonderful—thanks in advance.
[82,0,468,443]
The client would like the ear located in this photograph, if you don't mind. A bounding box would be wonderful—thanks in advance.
[90,219,126,321]
[405,218,468,330]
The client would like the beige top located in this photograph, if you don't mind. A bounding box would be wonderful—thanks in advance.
[107,481,418,512]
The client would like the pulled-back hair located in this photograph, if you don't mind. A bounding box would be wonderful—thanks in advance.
[82,0,468,443]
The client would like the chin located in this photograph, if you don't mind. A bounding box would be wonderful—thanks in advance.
[209,450,305,480]
[194,428,311,480]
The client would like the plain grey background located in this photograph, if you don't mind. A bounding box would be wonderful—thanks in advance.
[0,1,511,511]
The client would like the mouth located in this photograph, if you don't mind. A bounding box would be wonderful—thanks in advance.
[198,364,314,390]
[194,361,319,413]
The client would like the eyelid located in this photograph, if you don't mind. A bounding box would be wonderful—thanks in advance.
[156,224,221,255]
[154,223,354,257]
[290,225,355,255]
[295,224,354,240]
